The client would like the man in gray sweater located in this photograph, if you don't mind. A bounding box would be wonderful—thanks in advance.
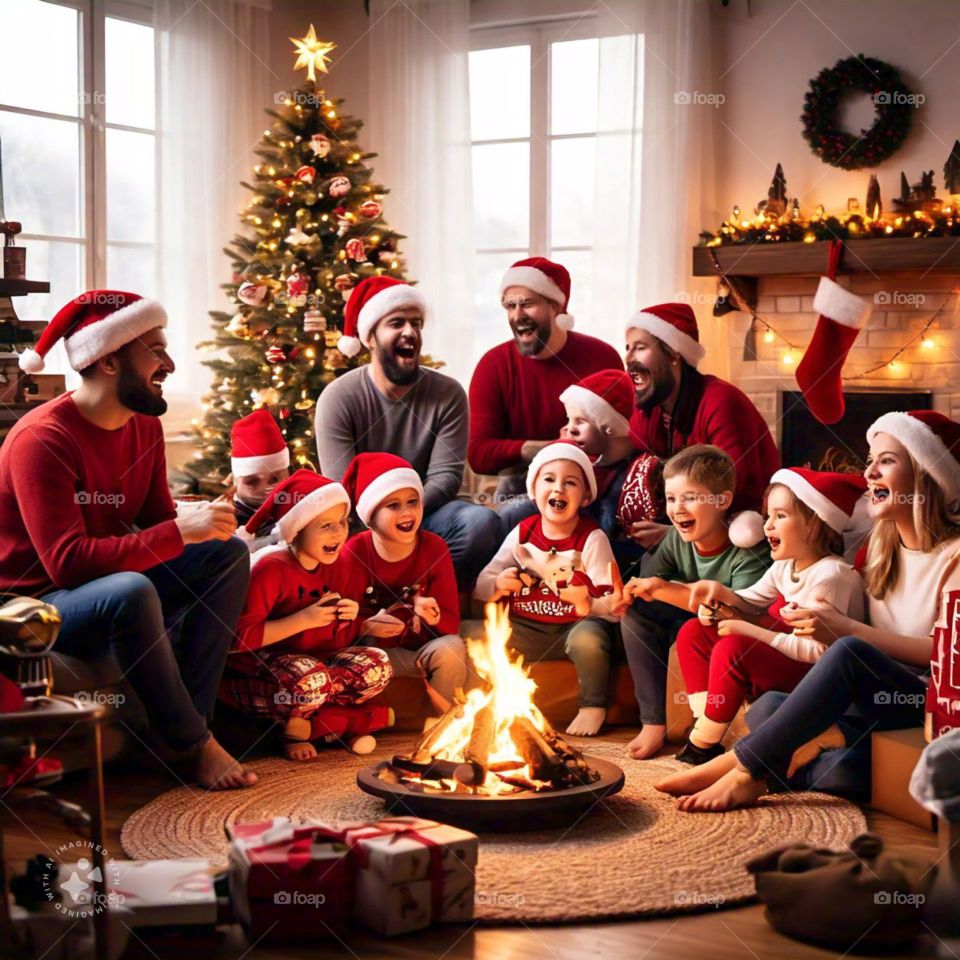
[315,277,501,588]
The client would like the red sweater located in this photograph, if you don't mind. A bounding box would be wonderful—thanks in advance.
[468,332,624,475]
[0,393,183,594]
[340,530,460,648]
[629,369,779,514]
[232,547,363,664]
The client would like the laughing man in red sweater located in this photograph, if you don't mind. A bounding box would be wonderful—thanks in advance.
[0,291,255,790]
[467,257,624,495]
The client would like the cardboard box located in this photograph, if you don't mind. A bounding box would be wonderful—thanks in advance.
[871,728,935,831]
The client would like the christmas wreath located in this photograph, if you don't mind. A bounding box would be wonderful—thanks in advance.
[801,55,916,170]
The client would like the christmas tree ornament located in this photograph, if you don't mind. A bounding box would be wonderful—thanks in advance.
[295,395,315,410]
[323,329,342,347]
[266,344,287,364]
[237,282,269,306]
[346,238,367,261]
[334,272,358,292]
[225,312,251,338]
[290,24,336,82]
[285,226,316,246]
[294,165,315,184]
[303,309,326,332]
[252,387,281,406]
[310,133,332,158]
[358,200,382,220]
[328,176,351,197]
[285,272,310,299]
[323,347,347,370]
[378,251,395,264]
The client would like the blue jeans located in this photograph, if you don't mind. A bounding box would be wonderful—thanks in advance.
[734,635,927,794]
[422,499,502,591]
[622,599,694,726]
[745,692,872,802]
[45,537,250,753]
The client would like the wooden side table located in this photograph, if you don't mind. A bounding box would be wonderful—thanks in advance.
[0,695,109,960]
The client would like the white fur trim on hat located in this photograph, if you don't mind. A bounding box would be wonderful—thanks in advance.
[867,412,960,503]
[64,299,168,372]
[231,447,291,478]
[559,384,631,438]
[728,510,766,548]
[813,276,872,329]
[355,467,424,527]
[626,311,706,368]
[769,468,849,533]
[277,482,350,543]
[357,284,427,344]
[500,266,566,308]
[526,442,597,502]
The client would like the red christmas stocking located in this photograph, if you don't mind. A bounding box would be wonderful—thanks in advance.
[795,242,872,425]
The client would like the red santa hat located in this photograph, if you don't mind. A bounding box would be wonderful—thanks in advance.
[559,369,634,437]
[500,257,574,330]
[867,410,960,503]
[230,409,290,478]
[626,302,705,368]
[20,290,167,373]
[244,469,350,543]
[340,452,424,527]
[337,276,427,358]
[526,440,597,502]
[768,468,868,534]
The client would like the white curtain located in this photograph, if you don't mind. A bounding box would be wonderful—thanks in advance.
[591,0,723,374]
[365,0,475,384]
[154,0,274,427]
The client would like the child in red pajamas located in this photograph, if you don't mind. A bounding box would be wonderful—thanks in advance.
[225,470,393,760]
[675,468,867,764]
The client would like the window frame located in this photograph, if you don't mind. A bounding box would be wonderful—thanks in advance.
[0,0,158,298]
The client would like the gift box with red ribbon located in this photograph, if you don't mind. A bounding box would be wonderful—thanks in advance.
[927,588,960,740]
[227,819,353,943]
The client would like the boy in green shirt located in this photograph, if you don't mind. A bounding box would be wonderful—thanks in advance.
[618,445,771,759]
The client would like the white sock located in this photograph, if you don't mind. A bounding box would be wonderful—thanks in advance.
[688,715,729,749]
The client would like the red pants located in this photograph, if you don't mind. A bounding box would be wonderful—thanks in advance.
[675,620,812,723]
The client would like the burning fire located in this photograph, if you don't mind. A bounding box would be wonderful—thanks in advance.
[384,603,600,796]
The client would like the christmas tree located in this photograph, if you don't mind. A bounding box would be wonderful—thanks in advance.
[186,27,414,486]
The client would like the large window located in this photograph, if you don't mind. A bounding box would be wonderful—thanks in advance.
[469,20,605,355]
[0,0,156,373]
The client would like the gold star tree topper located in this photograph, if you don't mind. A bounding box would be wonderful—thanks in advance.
[290,25,336,82]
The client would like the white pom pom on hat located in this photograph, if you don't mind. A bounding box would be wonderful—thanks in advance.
[728,510,765,548]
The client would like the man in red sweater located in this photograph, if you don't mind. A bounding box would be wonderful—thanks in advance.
[624,302,779,548]
[468,257,624,493]
[0,291,255,790]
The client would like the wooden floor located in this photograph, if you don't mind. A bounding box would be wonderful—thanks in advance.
[2,737,941,960]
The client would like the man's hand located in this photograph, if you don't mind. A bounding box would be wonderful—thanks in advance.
[521,440,552,463]
[627,521,670,549]
[175,500,237,544]
[413,595,441,626]
[780,597,851,646]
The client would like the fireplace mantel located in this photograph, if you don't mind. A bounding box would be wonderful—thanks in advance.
[692,236,960,278]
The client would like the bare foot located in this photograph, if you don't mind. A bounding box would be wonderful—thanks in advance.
[566,707,606,737]
[284,739,318,762]
[654,750,739,795]
[196,736,258,790]
[676,763,767,812]
[626,724,666,760]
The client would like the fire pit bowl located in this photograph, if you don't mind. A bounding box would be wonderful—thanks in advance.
[357,754,625,831]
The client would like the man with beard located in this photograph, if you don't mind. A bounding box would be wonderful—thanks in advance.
[315,276,501,588]
[624,302,779,547]
[0,291,256,790]
[467,257,623,497]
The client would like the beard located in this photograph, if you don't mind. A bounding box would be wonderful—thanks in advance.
[628,362,675,412]
[510,317,551,357]
[117,362,167,416]
[376,339,420,386]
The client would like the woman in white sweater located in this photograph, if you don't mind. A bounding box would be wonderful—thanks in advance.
[656,410,960,811]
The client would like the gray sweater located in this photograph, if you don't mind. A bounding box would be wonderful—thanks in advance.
[314,365,468,514]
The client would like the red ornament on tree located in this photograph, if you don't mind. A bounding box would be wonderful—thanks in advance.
[328,176,351,197]
[266,344,287,364]
[309,133,331,158]
[294,165,315,184]
[345,238,367,261]
[358,200,382,220]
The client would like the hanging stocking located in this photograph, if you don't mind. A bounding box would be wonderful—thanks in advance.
[795,240,872,424]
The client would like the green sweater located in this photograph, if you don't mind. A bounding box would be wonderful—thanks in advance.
[645,528,771,589]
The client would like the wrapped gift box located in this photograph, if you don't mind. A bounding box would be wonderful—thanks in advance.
[344,816,478,937]
[108,859,216,928]
[228,820,353,943]
[928,588,960,740]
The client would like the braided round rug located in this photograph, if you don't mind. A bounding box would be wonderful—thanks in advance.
[121,733,866,923]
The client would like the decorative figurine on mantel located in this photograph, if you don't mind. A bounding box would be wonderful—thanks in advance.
[944,139,960,197]
[755,163,789,217]
[893,169,943,214]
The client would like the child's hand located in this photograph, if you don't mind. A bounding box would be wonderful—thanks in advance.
[413,595,441,626]
[557,582,592,617]
[300,593,342,629]
[336,598,359,621]
[627,521,670,548]
[495,567,525,597]
[717,619,757,638]
[624,576,666,603]
[362,610,405,639]
[688,580,734,612]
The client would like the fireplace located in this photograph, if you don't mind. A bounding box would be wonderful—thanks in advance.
[357,604,625,831]
[779,389,933,469]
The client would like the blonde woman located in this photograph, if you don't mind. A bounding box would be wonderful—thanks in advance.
[656,411,960,812]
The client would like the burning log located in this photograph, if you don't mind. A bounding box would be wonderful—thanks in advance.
[411,702,465,763]
[391,755,480,786]
[463,705,495,786]
[509,716,568,784]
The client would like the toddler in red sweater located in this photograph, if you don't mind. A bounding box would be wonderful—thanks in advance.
[474,441,622,736]
[226,470,393,760]
[340,453,467,713]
